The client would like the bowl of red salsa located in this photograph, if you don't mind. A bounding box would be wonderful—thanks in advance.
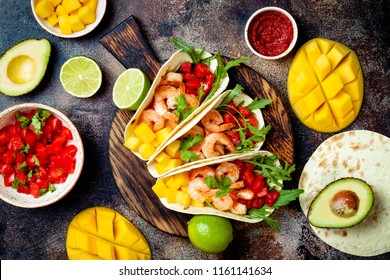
[0,103,84,208]
[245,6,298,60]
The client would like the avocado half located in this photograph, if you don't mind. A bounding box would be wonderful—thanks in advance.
[0,38,51,96]
[308,178,374,228]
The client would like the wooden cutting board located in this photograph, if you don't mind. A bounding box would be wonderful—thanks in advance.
[100,16,294,237]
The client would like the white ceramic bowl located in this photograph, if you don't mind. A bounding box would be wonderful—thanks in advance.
[245,6,298,60]
[31,0,107,38]
[0,103,84,208]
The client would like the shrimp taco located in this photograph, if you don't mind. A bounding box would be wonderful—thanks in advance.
[151,150,303,230]
[299,130,390,256]
[147,84,272,178]
[124,38,250,161]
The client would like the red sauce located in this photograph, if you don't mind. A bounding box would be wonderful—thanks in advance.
[248,10,294,57]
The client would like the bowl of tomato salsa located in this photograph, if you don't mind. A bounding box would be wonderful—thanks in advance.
[0,103,84,208]
[245,6,298,60]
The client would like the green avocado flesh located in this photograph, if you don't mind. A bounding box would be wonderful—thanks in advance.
[0,38,51,96]
[308,178,374,228]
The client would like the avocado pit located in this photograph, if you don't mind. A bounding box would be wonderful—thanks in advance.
[7,55,37,84]
[330,190,359,218]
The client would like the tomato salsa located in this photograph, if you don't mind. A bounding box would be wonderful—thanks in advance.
[0,109,77,198]
[247,10,294,57]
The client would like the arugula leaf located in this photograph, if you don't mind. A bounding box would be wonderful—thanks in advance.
[245,189,304,232]
[246,98,272,111]
[204,175,232,197]
[179,134,204,162]
[217,84,244,108]
[31,109,51,135]
[169,37,205,64]
[16,111,31,128]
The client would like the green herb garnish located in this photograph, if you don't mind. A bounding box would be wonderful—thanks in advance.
[179,134,204,162]
[19,144,30,155]
[31,109,51,134]
[173,94,196,123]
[12,178,25,190]
[204,175,232,197]
[169,37,205,64]
[16,111,31,128]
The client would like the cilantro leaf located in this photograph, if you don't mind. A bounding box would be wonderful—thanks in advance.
[204,175,232,197]
[169,37,205,64]
[179,134,204,162]
[49,183,56,192]
[173,94,196,123]
[17,162,27,171]
[12,178,25,190]
[31,109,51,135]
[19,144,30,155]
[16,111,31,128]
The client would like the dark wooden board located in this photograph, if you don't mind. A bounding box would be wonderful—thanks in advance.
[100,16,294,237]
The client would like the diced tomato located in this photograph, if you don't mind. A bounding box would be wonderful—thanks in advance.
[3,173,15,186]
[36,178,49,190]
[26,154,36,167]
[0,126,10,145]
[17,184,30,195]
[252,175,265,192]
[48,166,67,184]
[46,115,62,133]
[15,171,28,183]
[58,126,73,142]
[8,125,20,138]
[184,73,201,89]
[47,142,63,155]
[0,145,4,155]
[202,73,215,94]
[23,129,37,146]
[186,87,197,96]
[265,190,280,207]
[244,162,255,172]
[7,137,24,152]
[179,62,193,73]
[2,150,14,164]
[42,124,53,140]
[29,182,40,198]
[63,145,78,158]
[232,159,245,173]
[222,113,236,124]
[241,169,255,186]
[247,114,259,127]
[226,101,237,115]
[35,142,49,159]
[193,63,211,78]
[237,105,251,117]
[0,163,13,175]
[251,197,265,208]
[36,166,48,179]
[238,198,252,209]
[15,152,25,164]
[226,131,241,145]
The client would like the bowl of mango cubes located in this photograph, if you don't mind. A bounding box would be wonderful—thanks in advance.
[31,0,106,38]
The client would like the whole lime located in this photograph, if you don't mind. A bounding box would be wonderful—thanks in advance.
[188,215,233,254]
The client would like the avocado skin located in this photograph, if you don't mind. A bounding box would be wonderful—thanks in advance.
[0,38,51,96]
[307,177,374,229]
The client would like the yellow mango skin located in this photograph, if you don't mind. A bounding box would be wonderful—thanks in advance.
[66,207,151,260]
[287,38,363,133]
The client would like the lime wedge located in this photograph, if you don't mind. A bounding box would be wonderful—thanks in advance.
[113,68,151,110]
[60,56,102,98]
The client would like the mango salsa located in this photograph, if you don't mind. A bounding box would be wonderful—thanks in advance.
[35,0,98,35]
[287,38,363,133]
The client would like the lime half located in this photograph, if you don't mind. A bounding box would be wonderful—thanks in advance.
[113,68,151,110]
[60,56,102,98]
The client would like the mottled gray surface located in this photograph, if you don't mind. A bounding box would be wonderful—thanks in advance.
[0,0,389,260]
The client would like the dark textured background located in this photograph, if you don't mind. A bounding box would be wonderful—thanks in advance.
[0,0,389,260]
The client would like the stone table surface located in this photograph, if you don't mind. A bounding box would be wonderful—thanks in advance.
[0,0,389,260]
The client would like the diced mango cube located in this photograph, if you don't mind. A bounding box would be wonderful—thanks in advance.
[343,71,363,101]
[314,54,331,81]
[47,12,59,26]
[56,5,67,16]
[173,172,190,188]
[78,5,96,24]
[328,91,353,122]
[292,86,326,120]
[165,188,177,204]
[295,69,317,94]
[134,122,155,144]
[304,40,322,66]
[69,15,85,32]
[35,0,55,19]
[327,44,349,70]
[154,151,171,165]
[313,103,334,128]
[175,191,191,206]
[49,0,62,6]
[335,54,359,84]
[154,162,168,175]
[165,176,178,189]
[138,143,155,159]
[123,136,142,152]
[191,200,204,207]
[151,139,160,147]
[166,159,183,171]
[152,180,168,198]
[58,15,73,35]
[84,0,98,11]
[62,0,82,14]
[165,140,181,158]
[155,127,173,146]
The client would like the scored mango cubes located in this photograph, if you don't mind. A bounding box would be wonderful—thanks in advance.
[287,38,363,133]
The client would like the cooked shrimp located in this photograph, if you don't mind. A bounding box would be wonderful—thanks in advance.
[216,162,240,182]
[235,189,254,200]
[230,181,245,190]
[184,93,199,109]
[188,178,215,203]
[165,119,178,129]
[201,133,236,159]
[231,202,247,215]
[182,125,205,152]
[201,109,235,133]
[153,85,180,117]
[190,166,216,180]
[212,194,233,211]
[165,72,183,83]
[140,109,165,132]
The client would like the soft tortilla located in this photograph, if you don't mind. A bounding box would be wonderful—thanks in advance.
[159,150,280,223]
[147,90,266,178]
[124,49,229,161]
[299,130,390,256]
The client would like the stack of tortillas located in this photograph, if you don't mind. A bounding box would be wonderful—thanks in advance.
[299,130,390,257]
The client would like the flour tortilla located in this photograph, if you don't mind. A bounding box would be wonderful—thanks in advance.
[299,130,390,256]
[159,150,280,223]
[124,49,229,161]
[147,90,266,178]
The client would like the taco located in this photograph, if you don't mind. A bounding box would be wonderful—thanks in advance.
[147,84,272,178]
[299,130,390,256]
[151,150,303,230]
[124,38,250,161]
